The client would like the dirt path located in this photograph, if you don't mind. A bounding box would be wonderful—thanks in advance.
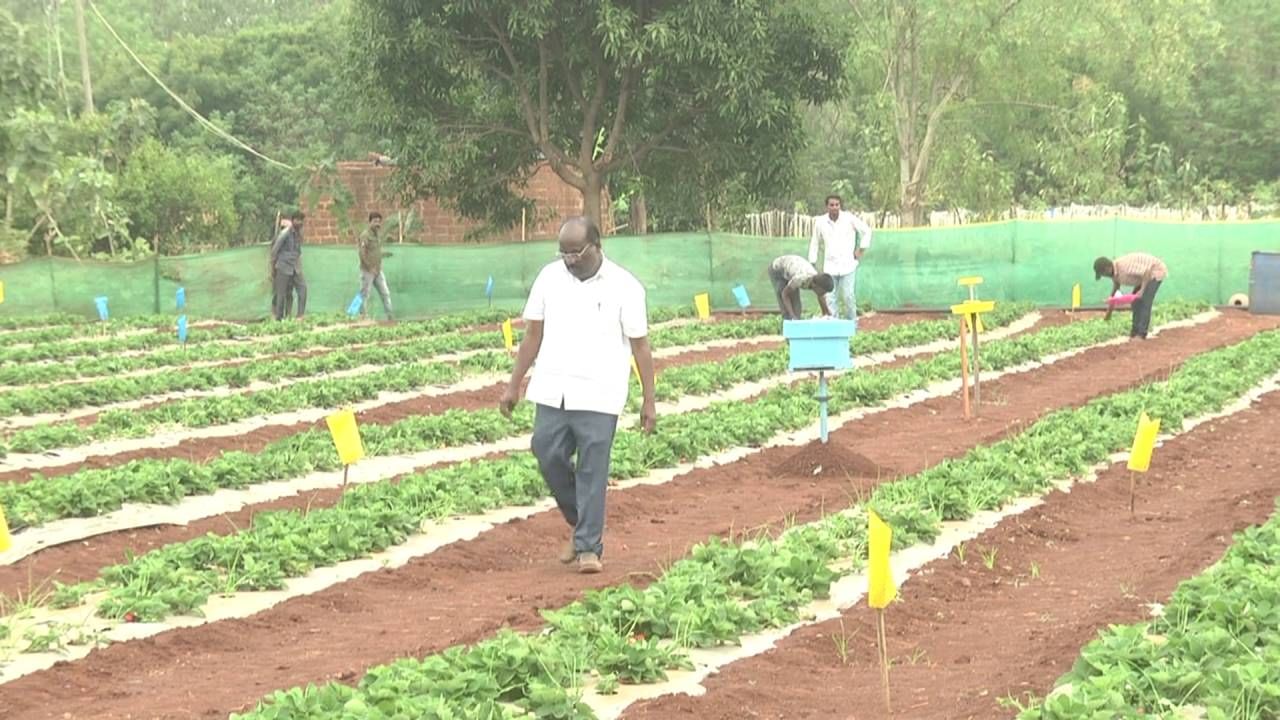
[0,313,1273,719]
[0,311,788,430]
[0,314,1045,597]
[623,371,1280,720]
[1,315,926,485]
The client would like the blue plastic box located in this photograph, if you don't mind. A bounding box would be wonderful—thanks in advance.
[782,318,856,371]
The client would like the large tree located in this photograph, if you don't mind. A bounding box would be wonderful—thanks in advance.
[845,0,1069,225]
[348,0,845,230]
[1,9,54,235]
[821,0,1221,224]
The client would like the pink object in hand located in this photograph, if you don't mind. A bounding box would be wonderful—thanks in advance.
[1106,293,1139,306]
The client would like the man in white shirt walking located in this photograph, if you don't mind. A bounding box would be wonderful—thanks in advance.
[809,194,872,327]
[499,216,657,574]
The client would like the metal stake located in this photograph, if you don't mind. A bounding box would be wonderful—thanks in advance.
[817,370,830,443]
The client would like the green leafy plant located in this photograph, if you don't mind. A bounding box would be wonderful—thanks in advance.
[1020,501,1280,719]
[0,311,775,422]
[981,547,1000,570]
[8,303,1215,627]
[0,309,1035,524]
[226,326,1280,717]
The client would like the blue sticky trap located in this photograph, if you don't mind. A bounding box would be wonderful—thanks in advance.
[177,315,188,343]
[732,284,751,308]
[485,275,495,299]
[347,293,364,316]
[176,287,186,310]
[94,296,109,321]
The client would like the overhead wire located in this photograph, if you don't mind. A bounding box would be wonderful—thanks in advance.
[84,0,296,171]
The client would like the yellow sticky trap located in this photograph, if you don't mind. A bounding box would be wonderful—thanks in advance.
[964,314,986,334]
[950,300,995,316]
[501,319,514,351]
[0,280,5,304]
[0,504,11,553]
[1071,283,1081,310]
[867,510,897,609]
[693,292,711,320]
[957,276,984,288]
[631,356,641,382]
[1127,412,1161,473]
[325,408,366,466]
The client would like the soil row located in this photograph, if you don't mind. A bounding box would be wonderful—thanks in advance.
[0,311,740,421]
[0,312,1272,719]
[0,312,952,595]
[0,314,917,485]
[623,361,1280,720]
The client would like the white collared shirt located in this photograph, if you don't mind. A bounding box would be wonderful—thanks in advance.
[522,255,648,416]
[809,210,872,276]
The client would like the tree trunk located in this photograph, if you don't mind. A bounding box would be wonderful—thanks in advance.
[897,139,925,227]
[629,191,648,234]
[899,172,925,227]
[581,170,604,232]
[73,0,94,115]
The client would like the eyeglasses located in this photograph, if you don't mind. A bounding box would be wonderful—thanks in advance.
[555,246,592,261]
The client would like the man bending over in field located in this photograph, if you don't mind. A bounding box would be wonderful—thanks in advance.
[768,254,834,320]
[1094,252,1168,340]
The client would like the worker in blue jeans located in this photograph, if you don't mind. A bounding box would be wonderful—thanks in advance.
[809,194,872,329]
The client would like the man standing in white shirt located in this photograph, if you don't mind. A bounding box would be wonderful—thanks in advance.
[809,194,872,327]
[499,216,657,574]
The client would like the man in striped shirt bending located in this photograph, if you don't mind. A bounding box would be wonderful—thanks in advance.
[1094,252,1168,340]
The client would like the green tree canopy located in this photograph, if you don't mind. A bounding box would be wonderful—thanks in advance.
[117,137,239,253]
[348,0,846,231]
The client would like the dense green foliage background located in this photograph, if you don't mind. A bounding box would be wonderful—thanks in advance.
[0,0,1274,260]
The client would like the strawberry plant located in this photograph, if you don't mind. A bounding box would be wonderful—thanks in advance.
[0,312,86,330]
[4,308,1031,454]
[0,310,384,364]
[0,306,697,386]
[0,311,777,420]
[20,303,1215,623]
[1021,503,1280,720]
[624,303,1031,408]
[229,326,1280,719]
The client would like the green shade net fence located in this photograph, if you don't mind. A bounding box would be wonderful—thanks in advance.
[1,218,1276,320]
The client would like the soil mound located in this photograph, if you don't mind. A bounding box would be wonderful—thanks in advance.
[770,441,894,480]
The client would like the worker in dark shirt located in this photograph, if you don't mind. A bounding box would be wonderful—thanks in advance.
[270,211,307,320]
[356,212,394,321]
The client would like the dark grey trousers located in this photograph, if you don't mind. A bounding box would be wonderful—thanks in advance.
[530,402,619,557]
[1131,279,1162,338]
[272,268,307,320]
